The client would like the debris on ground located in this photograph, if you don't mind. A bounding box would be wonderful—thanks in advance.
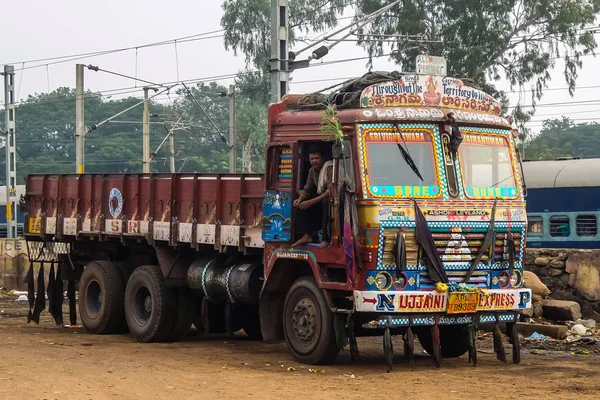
[527,332,548,342]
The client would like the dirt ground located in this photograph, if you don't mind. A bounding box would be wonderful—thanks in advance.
[1,298,599,400]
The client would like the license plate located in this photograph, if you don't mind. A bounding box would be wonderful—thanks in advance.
[28,217,42,234]
[447,292,479,314]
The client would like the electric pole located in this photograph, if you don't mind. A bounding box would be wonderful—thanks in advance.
[229,84,236,173]
[142,87,151,173]
[2,65,17,238]
[75,64,85,174]
[169,132,175,173]
[270,0,289,104]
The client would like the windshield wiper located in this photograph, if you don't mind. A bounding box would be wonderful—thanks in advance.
[490,174,514,188]
[394,123,424,182]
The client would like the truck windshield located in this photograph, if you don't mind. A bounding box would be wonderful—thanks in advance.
[458,134,518,198]
[365,130,438,197]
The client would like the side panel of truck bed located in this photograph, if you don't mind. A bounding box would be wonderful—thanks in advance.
[24,173,265,250]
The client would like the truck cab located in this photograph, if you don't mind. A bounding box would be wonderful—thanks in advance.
[261,58,531,365]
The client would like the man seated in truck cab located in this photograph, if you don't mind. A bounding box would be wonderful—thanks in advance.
[292,145,333,248]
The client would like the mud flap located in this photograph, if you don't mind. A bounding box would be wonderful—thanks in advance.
[506,313,521,364]
[32,263,46,324]
[468,323,478,367]
[347,312,359,362]
[201,296,210,339]
[25,262,35,323]
[494,320,507,363]
[383,316,393,373]
[431,317,441,369]
[403,317,414,365]
[67,279,77,326]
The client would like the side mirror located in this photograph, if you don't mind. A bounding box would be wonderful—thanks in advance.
[332,141,351,159]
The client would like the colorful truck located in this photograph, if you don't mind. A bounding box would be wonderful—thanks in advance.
[22,56,531,369]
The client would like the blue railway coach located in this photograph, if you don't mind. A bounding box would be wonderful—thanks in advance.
[522,158,600,249]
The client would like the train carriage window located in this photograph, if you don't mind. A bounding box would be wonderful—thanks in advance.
[527,217,543,236]
[550,215,570,237]
[576,215,597,237]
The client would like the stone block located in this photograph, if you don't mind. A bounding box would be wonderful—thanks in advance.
[534,257,550,266]
[516,322,568,340]
[547,268,563,277]
[573,263,600,302]
[542,299,582,321]
[549,258,565,270]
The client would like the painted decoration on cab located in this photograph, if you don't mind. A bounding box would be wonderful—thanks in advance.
[262,190,292,242]
[359,75,502,116]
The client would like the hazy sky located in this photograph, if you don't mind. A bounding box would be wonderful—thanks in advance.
[3,0,600,135]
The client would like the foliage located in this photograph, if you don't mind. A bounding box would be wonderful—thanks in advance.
[0,72,270,185]
[319,104,343,143]
[523,117,600,160]
[221,0,348,70]
[221,0,600,137]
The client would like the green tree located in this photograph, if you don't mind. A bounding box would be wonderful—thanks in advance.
[523,117,600,160]
[221,0,600,135]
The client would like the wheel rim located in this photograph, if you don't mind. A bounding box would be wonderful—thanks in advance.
[133,285,152,326]
[289,295,321,353]
[85,279,103,318]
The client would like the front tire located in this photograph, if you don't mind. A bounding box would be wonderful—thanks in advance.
[124,265,173,343]
[78,260,126,334]
[283,277,341,365]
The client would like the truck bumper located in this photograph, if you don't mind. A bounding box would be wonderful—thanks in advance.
[354,288,532,314]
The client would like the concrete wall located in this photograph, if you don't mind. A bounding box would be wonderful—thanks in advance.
[525,248,600,318]
[0,239,29,290]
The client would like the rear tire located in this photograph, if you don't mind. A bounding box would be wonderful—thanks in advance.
[417,325,470,358]
[124,265,173,343]
[283,277,341,365]
[78,260,126,334]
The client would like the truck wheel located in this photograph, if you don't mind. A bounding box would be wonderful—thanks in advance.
[79,260,126,334]
[124,265,173,343]
[417,325,470,358]
[165,288,192,342]
[283,277,341,365]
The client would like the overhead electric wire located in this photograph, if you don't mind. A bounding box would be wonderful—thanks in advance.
[2,30,225,71]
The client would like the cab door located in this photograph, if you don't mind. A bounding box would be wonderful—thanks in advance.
[262,142,297,242]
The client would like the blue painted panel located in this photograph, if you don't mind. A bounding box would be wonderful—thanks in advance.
[262,190,292,242]
[526,187,600,213]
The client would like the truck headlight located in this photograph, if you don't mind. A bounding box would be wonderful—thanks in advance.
[375,272,392,290]
[498,272,510,287]
[510,270,522,287]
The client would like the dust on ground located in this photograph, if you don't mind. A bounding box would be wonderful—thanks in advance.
[1,298,599,400]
